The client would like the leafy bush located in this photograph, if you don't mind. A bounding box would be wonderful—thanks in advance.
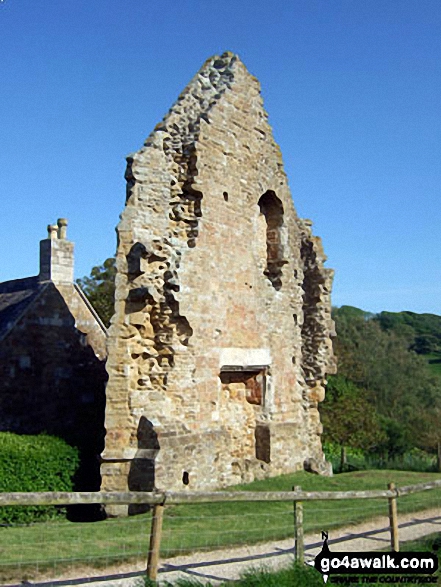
[0,433,79,524]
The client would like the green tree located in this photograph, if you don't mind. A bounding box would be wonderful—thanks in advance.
[410,389,441,471]
[320,375,385,471]
[373,417,413,462]
[330,306,441,462]
[77,257,116,328]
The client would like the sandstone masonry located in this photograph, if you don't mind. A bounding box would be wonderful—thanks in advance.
[101,52,335,507]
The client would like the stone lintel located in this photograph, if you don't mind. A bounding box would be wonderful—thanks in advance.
[219,347,271,369]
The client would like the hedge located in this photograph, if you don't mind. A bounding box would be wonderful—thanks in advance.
[0,432,79,524]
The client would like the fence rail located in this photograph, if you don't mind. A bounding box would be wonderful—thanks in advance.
[1,478,441,582]
[3,479,441,507]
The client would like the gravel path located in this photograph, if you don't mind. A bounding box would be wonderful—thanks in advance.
[11,508,441,587]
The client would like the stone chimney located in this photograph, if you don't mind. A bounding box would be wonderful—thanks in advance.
[39,218,74,283]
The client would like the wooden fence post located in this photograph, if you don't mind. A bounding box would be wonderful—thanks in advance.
[388,482,399,552]
[293,485,304,564]
[147,502,165,581]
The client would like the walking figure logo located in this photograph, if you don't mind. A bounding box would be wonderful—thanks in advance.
[307,531,331,583]
[307,530,437,583]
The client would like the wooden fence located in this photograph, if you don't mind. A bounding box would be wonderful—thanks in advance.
[1,479,441,581]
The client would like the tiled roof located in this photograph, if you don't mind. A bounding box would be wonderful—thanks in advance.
[0,276,44,340]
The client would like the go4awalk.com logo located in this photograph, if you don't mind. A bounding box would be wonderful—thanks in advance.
[308,532,438,584]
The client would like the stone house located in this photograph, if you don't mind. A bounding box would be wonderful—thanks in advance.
[101,51,336,506]
[0,219,107,492]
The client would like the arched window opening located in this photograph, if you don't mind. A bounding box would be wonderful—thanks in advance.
[258,191,285,290]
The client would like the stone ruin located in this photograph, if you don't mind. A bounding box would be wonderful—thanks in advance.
[101,52,335,507]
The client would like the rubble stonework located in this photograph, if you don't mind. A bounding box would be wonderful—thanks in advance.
[101,52,335,505]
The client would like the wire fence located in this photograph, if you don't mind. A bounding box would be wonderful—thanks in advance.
[0,481,441,585]
[0,511,150,584]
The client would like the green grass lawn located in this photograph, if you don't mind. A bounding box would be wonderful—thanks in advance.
[1,470,441,583]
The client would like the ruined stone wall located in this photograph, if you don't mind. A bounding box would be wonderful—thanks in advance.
[101,52,335,501]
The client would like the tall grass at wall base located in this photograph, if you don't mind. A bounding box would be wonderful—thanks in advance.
[323,442,438,474]
[366,449,438,473]
[0,432,79,524]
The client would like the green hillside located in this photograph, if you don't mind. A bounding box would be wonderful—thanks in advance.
[375,309,441,376]
[336,305,441,378]
[321,306,441,471]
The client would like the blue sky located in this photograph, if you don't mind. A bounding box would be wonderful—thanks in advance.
[1,0,440,314]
